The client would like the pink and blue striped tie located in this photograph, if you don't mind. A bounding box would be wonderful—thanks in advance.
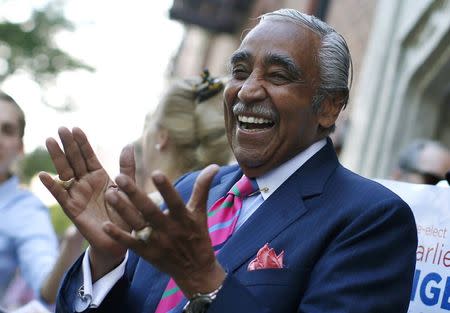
[154,175,256,313]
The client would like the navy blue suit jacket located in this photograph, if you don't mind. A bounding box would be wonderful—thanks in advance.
[56,139,417,312]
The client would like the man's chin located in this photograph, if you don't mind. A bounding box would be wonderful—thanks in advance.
[235,156,271,178]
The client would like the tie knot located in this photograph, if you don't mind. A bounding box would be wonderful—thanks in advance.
[229,175,257,198]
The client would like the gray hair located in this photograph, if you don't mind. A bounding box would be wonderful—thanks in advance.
[261,9,353,133]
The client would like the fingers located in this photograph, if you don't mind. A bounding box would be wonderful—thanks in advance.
[187,164,220,213]
[58,127,88,178]
[105,188,147,231]
[46,126,102,180]
[72,127,103,172]
[120,144,136,183]
[46,137,75,181]
[152,171,187,220]
[114,174,167,229]
[102,222,144,251]
[38,171,72,216]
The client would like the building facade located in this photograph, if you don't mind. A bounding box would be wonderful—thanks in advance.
[167,0,450,179]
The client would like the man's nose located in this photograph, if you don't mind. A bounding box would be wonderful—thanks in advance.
[237,74,266,103]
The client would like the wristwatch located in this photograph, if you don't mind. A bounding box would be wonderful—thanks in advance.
[182,285,222,313]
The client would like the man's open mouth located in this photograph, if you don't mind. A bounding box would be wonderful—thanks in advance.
[237,115,275,131]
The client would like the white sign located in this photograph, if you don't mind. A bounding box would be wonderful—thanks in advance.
[378,179,450,312]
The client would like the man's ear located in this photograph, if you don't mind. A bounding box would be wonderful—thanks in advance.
[317,92,347,129]
[18,140,24,156]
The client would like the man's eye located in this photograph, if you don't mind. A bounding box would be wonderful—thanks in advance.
[267,72,289,83]
[231,67,249,80]
[1,124,19,136]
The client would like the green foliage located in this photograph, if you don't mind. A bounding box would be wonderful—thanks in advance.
[19,146,56,184]
[49,202,73,237]
[0,1,94,84]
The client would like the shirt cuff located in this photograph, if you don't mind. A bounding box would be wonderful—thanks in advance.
[75,247,128,311]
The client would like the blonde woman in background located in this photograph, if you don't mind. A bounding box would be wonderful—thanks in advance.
[136,70,233,204]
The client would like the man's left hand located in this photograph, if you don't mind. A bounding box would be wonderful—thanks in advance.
[102,164,226,298]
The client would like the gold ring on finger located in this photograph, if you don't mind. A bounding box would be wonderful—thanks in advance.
[54,176,76,190]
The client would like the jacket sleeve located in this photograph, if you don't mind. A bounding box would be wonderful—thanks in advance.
[56,252,138,313]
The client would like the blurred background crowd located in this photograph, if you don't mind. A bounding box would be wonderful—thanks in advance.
[0,0,449,311]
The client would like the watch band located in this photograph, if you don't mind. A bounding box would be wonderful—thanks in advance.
[182,285,222,313]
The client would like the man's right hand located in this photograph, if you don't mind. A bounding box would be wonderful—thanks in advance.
[39,127,132,281]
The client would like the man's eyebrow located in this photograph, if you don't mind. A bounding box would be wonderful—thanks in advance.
[229,50,251,65]
[264,53,303,80]
[0,121,18,128]
[0,121,20,133]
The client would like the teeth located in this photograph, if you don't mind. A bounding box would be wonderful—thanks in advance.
[238,115,272,124]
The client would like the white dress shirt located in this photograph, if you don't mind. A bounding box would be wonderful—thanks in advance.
[76,139,327,310]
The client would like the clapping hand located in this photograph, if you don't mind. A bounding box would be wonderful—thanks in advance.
[39,127,133,279]
[102,164,226,297]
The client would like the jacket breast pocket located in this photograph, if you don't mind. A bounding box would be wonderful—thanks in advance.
[238,268,296,286]
[236,268,309,312]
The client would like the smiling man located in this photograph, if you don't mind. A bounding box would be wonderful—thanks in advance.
[42,8,417,313]
[224,16,338,177]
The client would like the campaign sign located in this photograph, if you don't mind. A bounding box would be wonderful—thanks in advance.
[378,180,450,312]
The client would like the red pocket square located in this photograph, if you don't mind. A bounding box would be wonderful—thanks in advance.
[248,243,284,270]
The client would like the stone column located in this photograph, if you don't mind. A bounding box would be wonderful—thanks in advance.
[341,0,450,178]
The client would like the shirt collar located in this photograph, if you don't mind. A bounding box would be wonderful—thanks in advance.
[255,139,327,200]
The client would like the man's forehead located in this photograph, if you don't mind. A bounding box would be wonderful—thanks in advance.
[244,17,320,43]
[0,116,20,128]
[0,101,21,125]
[233,19,320,62]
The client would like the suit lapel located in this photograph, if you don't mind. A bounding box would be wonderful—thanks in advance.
[206,166,243,209]
[217,139,339,273]
[216,170,306,272]
[137,261,169,313]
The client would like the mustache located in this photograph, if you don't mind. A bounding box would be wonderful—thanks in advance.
[232,102,278,121]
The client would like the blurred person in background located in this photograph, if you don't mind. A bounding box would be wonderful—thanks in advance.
[132,138,146,192]
[391,138,450,185]
[0,91,83,310]
[136,70,233,204]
